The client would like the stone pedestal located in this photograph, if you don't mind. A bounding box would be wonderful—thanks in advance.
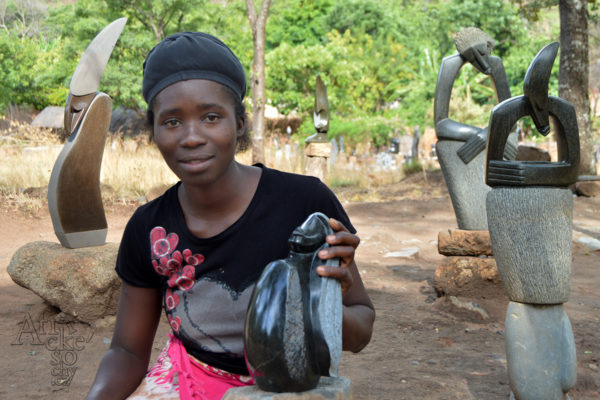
[487,187,572,304]
[487,187,576,400]
[223,376,352,400]
[434,229,504,317]
[7,241,121,323]
[438,229,493,256]
[505,302,576,400]
[304,142,331,181]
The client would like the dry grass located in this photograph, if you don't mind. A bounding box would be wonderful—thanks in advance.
[0,123,429,215]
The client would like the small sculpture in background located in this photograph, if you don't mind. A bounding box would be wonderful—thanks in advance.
[304,76,332,180]
[485,42,578,400]
[244,212,342,392]
[306,75,330,144]
[434,27,517,230]
[48,18,127,248]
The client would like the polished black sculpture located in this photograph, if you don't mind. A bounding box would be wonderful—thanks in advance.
[244,212,341,392]
[485,42,579,187]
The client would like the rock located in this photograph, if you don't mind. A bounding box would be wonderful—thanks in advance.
[575,181,600,197]
[30,106,64,129]
[383,247,419,258]
[505,302,576,400]
[577,236,600,251]
[447,296,489,320]
[434,256,503,299]
[487,187,572,304]
[7,241,121,323]
[223,376,352,400]
[515,145,551,162]
[438,229,492,256]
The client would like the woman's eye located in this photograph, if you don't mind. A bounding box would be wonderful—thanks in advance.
[163,119,181,127]
[204,114,220,122]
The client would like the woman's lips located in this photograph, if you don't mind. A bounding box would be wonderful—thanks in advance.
[178,155,213,171]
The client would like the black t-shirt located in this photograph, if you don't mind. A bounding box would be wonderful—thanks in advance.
[115,164,354,375]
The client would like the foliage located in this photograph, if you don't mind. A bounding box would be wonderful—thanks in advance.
[0,0,578,149]
[266,0,334,47]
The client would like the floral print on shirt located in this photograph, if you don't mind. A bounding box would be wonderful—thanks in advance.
[150,226,205,333]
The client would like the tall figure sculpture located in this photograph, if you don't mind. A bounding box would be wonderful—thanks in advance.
[48,18,127,248]
[485,42,578,400]
[244,212,342,392]
[434,27,517,230]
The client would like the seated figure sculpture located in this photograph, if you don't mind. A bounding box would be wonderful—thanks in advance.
[244,212,342,392]
[485,42,579,400]
[434,27,517,230]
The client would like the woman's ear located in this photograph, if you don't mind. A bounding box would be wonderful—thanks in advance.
[236,117,245,138]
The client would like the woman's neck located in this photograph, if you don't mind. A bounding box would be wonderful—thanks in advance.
[177,163,262,238]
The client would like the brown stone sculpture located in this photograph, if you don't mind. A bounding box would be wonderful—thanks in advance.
[48,18,127,248]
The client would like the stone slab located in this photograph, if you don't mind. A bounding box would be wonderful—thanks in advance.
[487,187,572,304]
[436,140,490,230]
[433,256,502,298]
[304,156,328,181]
[223,376,352,400]
[438,229,492,256]
[305,143,332,158]
[7,241,121,323]
[505,302,576,400]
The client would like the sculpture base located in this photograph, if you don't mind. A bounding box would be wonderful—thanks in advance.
[304,142,331,181]
[487,187,572,304]
[223,377,352,400]
[505,302,576,400]
[55,228,108,249]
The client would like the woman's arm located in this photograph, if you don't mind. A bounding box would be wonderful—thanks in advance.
[316,218,375,353]
[86,283,162,400]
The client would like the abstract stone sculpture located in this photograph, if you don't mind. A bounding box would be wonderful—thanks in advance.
[48,18,127,248]
[305,75,332,181]
[244,212,341,393]
[485,42,578,400]
[434,27,517,230]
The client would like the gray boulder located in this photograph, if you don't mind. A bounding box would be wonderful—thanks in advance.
[8,241,121,323]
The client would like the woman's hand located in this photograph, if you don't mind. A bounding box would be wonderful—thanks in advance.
[316,217,360,297]
[315,217,375,352]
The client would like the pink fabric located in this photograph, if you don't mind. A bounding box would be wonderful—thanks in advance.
[165,334,254,400]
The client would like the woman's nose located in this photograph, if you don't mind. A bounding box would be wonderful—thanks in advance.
[180,121,207,147]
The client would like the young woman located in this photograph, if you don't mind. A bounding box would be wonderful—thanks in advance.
[86,32,374,400]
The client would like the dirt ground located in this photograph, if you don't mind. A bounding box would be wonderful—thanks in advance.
[1,170,599,399]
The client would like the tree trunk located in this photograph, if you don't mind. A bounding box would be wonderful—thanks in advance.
[559,0,594,174]
[245,0,271,165]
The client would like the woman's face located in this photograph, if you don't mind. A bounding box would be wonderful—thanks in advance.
[152,79,243,187]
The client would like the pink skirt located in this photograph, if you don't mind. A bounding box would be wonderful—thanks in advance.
[127,335,254,400]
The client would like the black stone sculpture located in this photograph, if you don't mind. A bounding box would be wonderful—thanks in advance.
[244,212,341,392]
[485,42,580,187]
[434,27,517,163]
[48,18,127,248]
